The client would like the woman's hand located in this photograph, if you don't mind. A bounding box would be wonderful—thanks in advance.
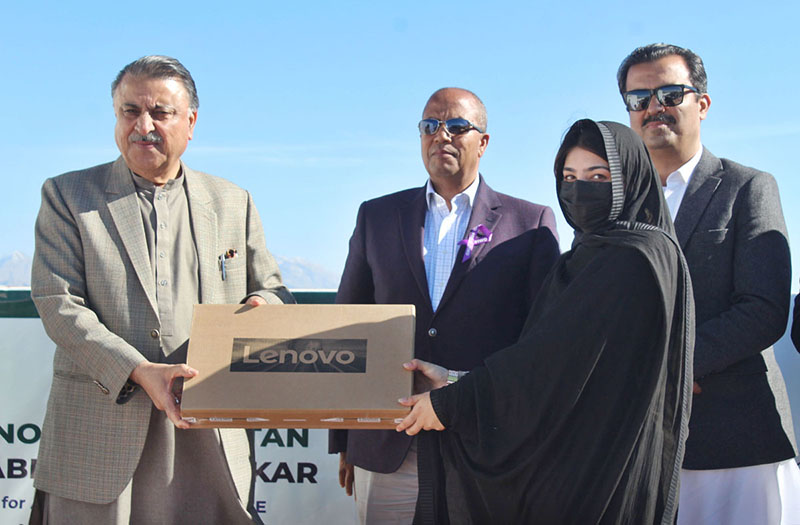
[396,392,445,435]
[404,358,449,394]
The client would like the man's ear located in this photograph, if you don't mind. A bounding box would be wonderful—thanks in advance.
[478,133,490,157]
[698,94,711,121]
[188,110,198,140]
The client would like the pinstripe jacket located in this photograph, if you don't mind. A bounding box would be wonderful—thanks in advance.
[31,157,292,503]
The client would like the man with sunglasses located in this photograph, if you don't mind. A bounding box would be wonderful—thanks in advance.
[618,43,800,524]
[329,87,560,523]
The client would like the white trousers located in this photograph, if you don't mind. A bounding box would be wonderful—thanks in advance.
[353,440,418,525]
[678,459,800,525]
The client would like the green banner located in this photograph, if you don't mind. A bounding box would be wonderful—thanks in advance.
[0,289,336,318]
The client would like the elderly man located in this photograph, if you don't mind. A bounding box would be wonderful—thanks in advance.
[30,55,293,524]
[328,87,560,523]
[618,43,800,524]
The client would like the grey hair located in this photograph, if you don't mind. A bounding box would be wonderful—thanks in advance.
[111,55,199,111]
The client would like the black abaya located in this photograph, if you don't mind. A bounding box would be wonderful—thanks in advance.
[419,121,694,525]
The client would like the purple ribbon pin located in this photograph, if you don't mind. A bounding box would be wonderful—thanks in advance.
[457,224,493,262]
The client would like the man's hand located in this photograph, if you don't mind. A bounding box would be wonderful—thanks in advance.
[245,295,267,307]
[404,358,448,394]
[396,392,445,435]
[693,381,702,394]
[338,452,355,497]
[130,361,198,429]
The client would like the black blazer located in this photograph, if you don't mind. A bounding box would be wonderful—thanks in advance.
[329,176,560,473]
[677,148,797,469]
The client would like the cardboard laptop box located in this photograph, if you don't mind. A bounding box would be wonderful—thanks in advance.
[180,304,415,429]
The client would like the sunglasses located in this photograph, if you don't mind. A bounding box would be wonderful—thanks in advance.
[418,118,485,136]
[623,84,700,112]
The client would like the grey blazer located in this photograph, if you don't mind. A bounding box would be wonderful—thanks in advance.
[31,157,293,503]
[677,148,797,469]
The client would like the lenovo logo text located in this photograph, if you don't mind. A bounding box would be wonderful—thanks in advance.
[230,338,367,373]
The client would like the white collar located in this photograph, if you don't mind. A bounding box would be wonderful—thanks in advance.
[665,147,703,188]
[425,176,480,211]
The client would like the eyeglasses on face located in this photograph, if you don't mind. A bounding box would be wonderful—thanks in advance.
[418,118,485,136]
[623,84,700,112]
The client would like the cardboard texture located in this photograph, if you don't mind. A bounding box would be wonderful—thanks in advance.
[180,304,415,429]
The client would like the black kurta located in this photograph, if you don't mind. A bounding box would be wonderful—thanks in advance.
[418,120,694,524]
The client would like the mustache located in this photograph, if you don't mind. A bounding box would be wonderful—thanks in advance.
[432,145,458,156]
[128,132,163,143]
[642,113,676,126]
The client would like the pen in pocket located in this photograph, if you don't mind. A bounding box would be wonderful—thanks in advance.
[218,249,238,281]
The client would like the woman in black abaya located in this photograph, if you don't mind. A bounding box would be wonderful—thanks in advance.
[398,119,694,524]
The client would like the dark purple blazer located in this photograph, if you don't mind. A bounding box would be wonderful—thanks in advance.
[329,176,560,473]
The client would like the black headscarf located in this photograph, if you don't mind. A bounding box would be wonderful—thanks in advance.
[418,120,694,524]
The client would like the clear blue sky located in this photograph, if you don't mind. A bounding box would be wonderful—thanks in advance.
[3,1,799,289]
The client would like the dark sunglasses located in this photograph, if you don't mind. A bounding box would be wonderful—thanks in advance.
[418,118,485,136]
[623,84,700,112]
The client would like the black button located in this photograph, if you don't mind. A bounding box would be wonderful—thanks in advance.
[428,328,437,337]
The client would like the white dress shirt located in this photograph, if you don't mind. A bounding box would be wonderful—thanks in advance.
[663,147,703,219]
[423,177,479,311]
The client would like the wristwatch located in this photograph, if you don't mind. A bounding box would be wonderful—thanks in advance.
[446,370,466,385]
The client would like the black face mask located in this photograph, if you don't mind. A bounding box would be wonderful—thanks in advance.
[559,181,613,233]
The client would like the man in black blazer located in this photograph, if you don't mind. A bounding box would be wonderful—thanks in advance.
[619,43,799,523]
[329,87,559,522]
